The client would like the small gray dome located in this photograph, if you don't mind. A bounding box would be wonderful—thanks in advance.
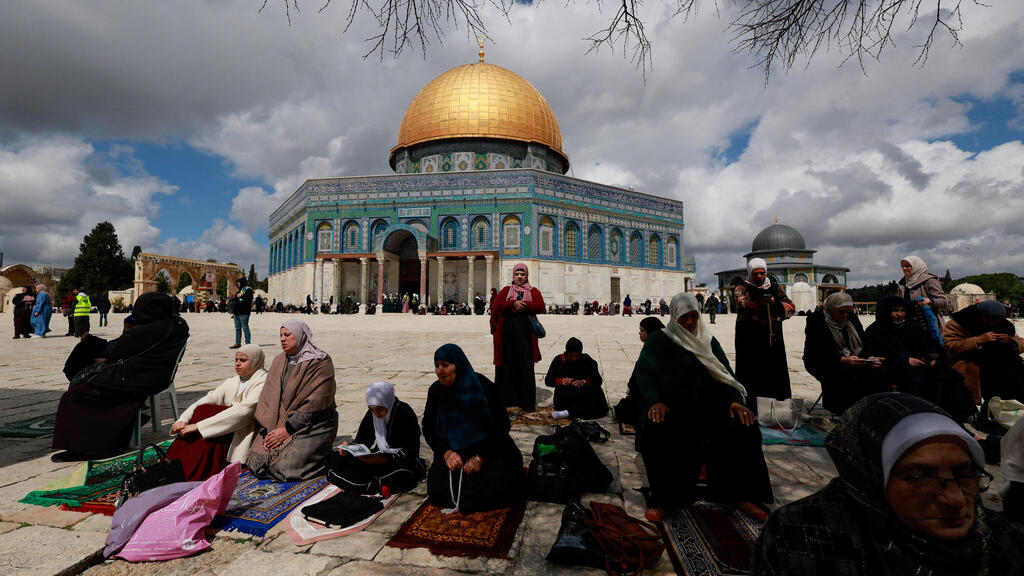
[751,224,806,253]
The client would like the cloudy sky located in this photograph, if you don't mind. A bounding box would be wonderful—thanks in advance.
[1,1,1022,287]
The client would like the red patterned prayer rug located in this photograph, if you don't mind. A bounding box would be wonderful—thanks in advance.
[661,501,765,576]
[386,499,527,559]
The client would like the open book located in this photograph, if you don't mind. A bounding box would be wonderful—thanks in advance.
[338,443,372,457]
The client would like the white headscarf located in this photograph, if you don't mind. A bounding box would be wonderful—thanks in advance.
[366,381,402,454]
[747,258,771,289]
[900,255,929,287]
[662,292,747,400]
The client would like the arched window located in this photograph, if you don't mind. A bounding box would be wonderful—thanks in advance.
[629,231,642,266]
[666,237,678,268]
[648,234,661,267]
[564,222,579,259]
[441,218,459,249]
[538,216,555,256]
[344,221,360,252]
[822,274,839,284]
[610,228,624,263]
[371,220,388,250]
[587,224,603,262]
[471,217,490,249]
[317,222,333,253]
[405,219,428,235]
[502,215,521,256]
[794,272,809,283]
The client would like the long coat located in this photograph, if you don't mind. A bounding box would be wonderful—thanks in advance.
[177,370,268,464]
[943,306,1024,404]
[491,286,545,367]
[733,279,795,402]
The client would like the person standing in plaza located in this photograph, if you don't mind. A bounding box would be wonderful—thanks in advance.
[12,286,34,339]
[62,289,77,336]
[899,256,948,333]
[95,293,111,327]
[705,293,719,324]
[73,288,91,338]
[229,277,253,349]
[31,284,53,337]
[733,258,795,409]
[492,263,545,410]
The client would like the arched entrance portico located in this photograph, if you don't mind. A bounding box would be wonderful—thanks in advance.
[133,254,243,304]
[381,228,427,307]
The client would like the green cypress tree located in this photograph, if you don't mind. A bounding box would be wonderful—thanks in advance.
[59,222,133,298]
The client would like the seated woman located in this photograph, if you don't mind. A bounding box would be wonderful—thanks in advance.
[943,299,1024,409]
[635,293,772,522]
[544,338,608,419]
[863,296,975,422]
[423,343,524,513]
[1003,417,1024,523]
[52,292,189,462]
[246,320,338,482]
[326,381,425,494]
[167,345,268,480]
[752,393,1024,575]
[803,292,886,414]
[615,317,665,427]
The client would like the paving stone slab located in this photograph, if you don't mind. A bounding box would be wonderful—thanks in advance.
[219,550,340,576]
[3,504,91,528]
[72,513,113,533]
[0,524,106,576]
[0,521,19,535]
[309,530,388,560]
[81,539,257,576]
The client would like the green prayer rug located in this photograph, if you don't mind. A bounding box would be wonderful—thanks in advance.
[0,415,56,438]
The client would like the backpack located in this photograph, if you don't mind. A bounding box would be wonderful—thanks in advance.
[527,425,613,504]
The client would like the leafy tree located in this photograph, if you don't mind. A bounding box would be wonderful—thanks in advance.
[131,245,142,262]
[846,280,901,303]
[156,272,172,294]
[248,264,258,287]
[58,222,133,298]
[177,271,194,292]
[948,273,1024,302]
[270,0,985,79]
[941,269,953,290]
[217,276,228,298]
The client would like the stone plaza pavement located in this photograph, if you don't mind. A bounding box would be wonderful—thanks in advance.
[0,311,1012,575]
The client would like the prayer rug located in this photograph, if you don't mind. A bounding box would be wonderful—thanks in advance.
[20,442,172,515]
[0,414,56,438]
[508,405,565,427]
[210,469,330,537]
[662,501,765,576]
[285,486,403,545]
[385,499,527,559]
[759,424,827,447]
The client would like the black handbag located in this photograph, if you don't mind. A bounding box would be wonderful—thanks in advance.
[528,426,613,503]
[115,443,185,509]
[546,500,606,568]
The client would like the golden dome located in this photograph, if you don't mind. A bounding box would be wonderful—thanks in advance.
[390,62,567,167]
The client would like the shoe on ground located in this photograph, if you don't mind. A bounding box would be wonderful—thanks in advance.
[229,344,241,349]
[645,508,665,523]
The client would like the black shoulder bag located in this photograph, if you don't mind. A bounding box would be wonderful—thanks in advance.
[115,442,185,509]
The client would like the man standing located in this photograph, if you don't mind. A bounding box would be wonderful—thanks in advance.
[229,278,253,349]
[73,288,91,338]
[62,289,78,336]
[705,294,720,324]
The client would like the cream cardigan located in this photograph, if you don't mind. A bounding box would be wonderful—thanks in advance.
[176,369,267,464]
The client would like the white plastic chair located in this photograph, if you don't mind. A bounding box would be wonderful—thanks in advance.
[130,339,188,449]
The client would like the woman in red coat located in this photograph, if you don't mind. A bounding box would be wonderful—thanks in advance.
[492,263,545,410]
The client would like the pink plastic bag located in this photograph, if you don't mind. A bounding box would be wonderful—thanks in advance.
[116,462,241,562]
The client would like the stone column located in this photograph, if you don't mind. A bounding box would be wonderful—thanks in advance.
[484,254,494,300]
[313,259,324,305]
[436,256,445,306]
[359,258,368,306]
[466,255,476,307]
[419,253,428,308]
[376,258,385,305]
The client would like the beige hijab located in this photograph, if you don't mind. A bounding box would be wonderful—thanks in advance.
[662,292,747,400]
[900,255,929,287]
[822,292,862,357]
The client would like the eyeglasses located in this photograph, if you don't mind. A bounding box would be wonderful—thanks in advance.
[890,470,993,496]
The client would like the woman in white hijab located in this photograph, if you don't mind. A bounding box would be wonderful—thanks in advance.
[324,381,425,495]
[169,344,268,479]
[634,292,773,523]
[898,255,948,322]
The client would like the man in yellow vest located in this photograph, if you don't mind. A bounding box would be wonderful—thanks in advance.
[73,288,92,338]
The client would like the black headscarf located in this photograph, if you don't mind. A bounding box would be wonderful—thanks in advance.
[639,317,664,334]
[565,337,583,353]
[824,393,993,575]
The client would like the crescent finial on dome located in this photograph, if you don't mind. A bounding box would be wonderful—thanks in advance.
[477,34,486,63]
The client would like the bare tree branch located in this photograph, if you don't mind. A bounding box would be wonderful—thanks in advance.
[262,0,987,80]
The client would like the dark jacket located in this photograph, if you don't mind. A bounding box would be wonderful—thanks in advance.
[70,292,189,398]
[422,373,521,468]
[634,330,743,417]
[803,307,882,413]
[232,286,253,316]
[353,398,421,457]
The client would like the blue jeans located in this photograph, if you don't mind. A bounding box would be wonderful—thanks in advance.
[234,314,251,345]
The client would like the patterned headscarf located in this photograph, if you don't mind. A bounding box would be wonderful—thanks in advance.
[433,343,492,450]
[281,319,327,364]
[823,292,862,357]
